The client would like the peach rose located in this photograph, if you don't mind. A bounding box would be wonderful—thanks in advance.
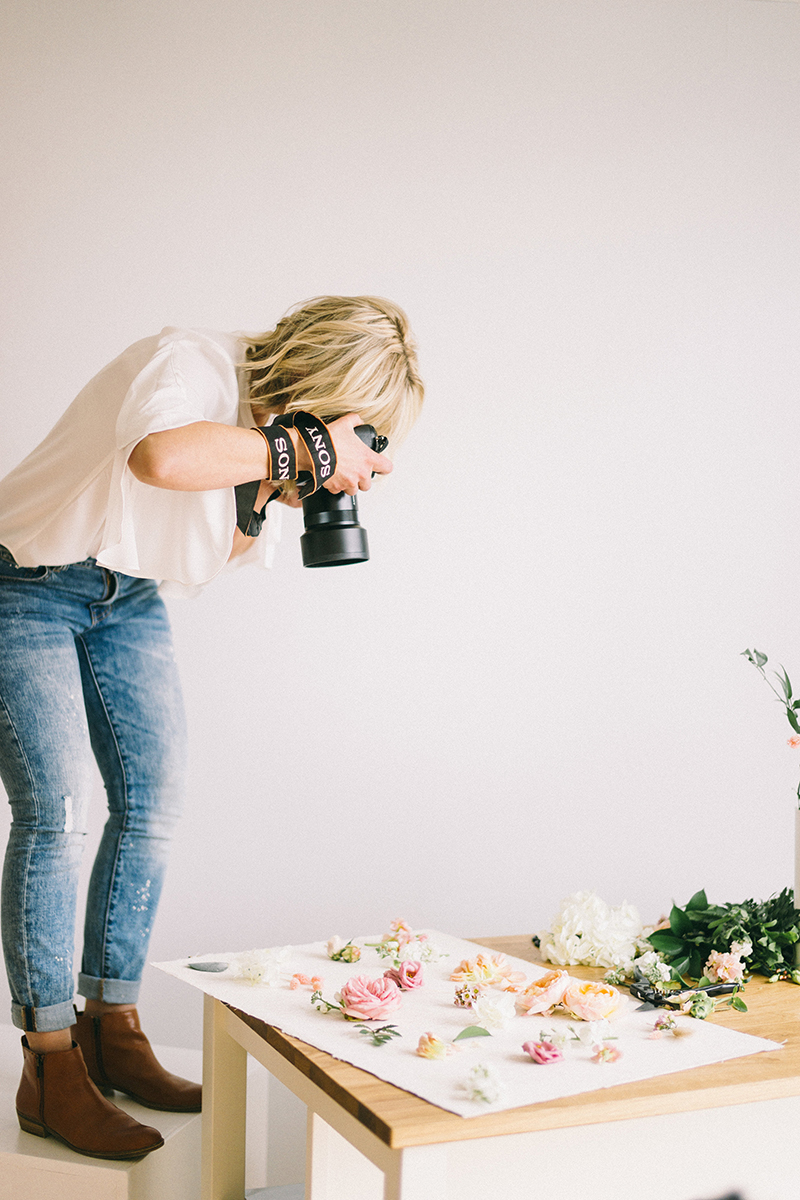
[384,960,424,989]
[515,970,571,1016]
[561,980,621,1022]
[338,975,401,1021]
[450,953,526,988]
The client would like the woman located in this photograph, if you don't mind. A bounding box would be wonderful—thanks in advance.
[0,295,424,1159]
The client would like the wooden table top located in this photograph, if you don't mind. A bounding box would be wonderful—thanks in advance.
[228,935,800,1150]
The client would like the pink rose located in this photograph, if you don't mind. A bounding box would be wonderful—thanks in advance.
[516,970,571,1016]
[338,975,402,1021]
[562,980,621,1022]
[384,961,424,990]
[523,1040,563,1064]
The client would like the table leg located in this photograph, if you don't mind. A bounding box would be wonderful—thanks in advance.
[201,994,248,1200]
[382,1144,448,1200]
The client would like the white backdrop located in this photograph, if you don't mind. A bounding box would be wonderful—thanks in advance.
[1,0,798,1054]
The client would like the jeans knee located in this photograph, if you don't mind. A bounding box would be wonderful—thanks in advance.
[8,790,89,837]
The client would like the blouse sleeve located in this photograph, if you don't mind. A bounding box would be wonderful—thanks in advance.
[96,329,255,587]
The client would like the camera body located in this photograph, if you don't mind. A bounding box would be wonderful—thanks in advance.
[300,425,387,568]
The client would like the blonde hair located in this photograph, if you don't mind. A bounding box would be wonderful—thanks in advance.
[240,295,424,445]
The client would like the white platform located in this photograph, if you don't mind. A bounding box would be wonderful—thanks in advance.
[0,1023,202,1200]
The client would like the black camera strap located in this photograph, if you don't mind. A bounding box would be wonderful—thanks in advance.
[254,424,297,483]
[273,411,337,498]
[234,479,265,536]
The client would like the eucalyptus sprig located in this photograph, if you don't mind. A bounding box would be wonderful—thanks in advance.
[355,1024,401,1047]
[742,648,800,804]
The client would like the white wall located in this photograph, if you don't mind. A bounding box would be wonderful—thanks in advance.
[1,0,799,1052]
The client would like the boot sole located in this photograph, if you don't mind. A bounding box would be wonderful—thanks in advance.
[95,1081,201,1113]
[17,1110,164,1160]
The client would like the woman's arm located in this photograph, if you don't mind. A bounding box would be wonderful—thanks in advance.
[128,414,392,494]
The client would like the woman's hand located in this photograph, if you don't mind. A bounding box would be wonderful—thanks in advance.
[321,413,392,495]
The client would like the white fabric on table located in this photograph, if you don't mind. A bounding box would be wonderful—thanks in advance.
[154,932,783,1118]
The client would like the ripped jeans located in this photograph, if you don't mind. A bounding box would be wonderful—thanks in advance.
[0,549,187,1032]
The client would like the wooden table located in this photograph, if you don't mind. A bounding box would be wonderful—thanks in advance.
[200,936,800,1200]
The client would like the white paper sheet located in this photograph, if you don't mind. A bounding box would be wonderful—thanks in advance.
[153,932,783,1118]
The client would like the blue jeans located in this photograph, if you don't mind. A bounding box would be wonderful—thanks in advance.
[0,549,187,1032]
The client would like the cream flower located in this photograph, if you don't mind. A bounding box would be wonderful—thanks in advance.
[472,990,517,1032]
[235,945,292,986]
[416,1032,458,1059]
[464,1063,503,1104]
[539,891,643,969]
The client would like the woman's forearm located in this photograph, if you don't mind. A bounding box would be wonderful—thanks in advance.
[128,422,276,491]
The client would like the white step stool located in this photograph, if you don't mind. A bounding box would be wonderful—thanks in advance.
[0,1022,202,1200]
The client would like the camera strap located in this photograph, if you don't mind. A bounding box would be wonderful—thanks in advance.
[273,411,337,498]
[254,424,297,483]
[234,424,302,536]
[234,479,265,536]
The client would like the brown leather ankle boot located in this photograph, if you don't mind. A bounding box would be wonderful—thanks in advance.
[16,1038,164,1160]
[73,1009,202,1112]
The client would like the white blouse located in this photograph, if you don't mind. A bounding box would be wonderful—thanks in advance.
[0,327,280,593]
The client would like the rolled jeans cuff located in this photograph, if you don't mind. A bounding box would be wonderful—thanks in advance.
[77,973,141,1005]
[12,998,77,1033]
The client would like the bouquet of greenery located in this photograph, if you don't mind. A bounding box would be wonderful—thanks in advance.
[647,888,800,982]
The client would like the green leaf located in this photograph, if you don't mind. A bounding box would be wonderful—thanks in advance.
[787,709,800,735]
[668,904,691,937]
[778,668,793,703]
[731,996,748,1012]
[648,931,686,956]
[686,889,709,911]
[691,949,708,979]
[670,955,692,979]
[454,1025,492,1041]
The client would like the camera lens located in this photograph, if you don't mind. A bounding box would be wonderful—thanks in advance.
[300,490,370,567]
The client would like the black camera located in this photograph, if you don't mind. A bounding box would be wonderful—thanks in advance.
[300,425,387,568]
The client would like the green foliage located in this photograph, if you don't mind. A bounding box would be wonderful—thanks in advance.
[355,1024,401,1047]
[454,1025,492,1041]
[647,888,800,980]
[742,648,800,750]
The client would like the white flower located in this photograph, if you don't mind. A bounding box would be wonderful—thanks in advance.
[730,940,753,959]
[326,936,344,958]
[570,1019,612,1046]
[235,945,292,985]
[399,937,442,964]
[471,990,517,1032]
[464,1063,503,1104]
[539,891,644,969]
